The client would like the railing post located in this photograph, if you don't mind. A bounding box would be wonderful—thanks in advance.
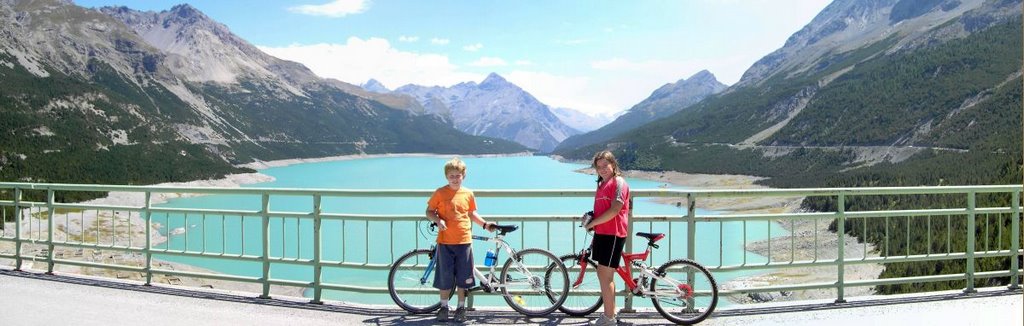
[621,197,635,313]
[964,192,977,293]
[46,189,55,274]
[836,193,847,303]
[144,192,153,285]
[310,194,324,304]
[13,187,22,271]
[1010,190,1020,290]
[260,193,272,299]
[686,193,697,309]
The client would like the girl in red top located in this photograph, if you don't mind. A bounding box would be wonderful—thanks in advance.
[583,150,629,326]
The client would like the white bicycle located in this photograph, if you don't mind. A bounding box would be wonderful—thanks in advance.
[387,222,570,317]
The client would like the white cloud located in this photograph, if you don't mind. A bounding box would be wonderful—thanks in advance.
[514,60,533,66]
[463,43,483,52]
[288,0,368,18]
[593,54,763,86]
[469,57,507,67]
[258,37,482,88]
[505,71,590,108]
[505,57,727,116]
[430,38,450,45]
[398,35,419,42]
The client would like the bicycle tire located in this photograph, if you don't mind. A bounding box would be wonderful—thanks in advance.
[387,249,441,314]
[553,253,603,316]
[649,259,718,325]
[500,248,569,317]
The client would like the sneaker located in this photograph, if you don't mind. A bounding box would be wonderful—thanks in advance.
[453,307,467,323]
[436,306,450,321]
[590,314,618,326]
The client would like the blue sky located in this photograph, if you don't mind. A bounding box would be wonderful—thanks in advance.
[74,0,832,116]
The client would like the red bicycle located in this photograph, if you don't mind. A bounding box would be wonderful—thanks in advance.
[558,215,718,325]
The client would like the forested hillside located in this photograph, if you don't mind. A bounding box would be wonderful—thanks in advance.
[555,1,1022,294]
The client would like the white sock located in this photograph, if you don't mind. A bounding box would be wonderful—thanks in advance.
[457,297,466,308]
[439,299,449,309]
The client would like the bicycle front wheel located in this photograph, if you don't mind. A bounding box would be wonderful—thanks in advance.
[554,253,602,316]
[649,259,718,325]
[387,249,440,314]
[500,248,569,317]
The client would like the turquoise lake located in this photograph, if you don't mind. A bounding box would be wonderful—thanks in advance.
[151,155,785,307]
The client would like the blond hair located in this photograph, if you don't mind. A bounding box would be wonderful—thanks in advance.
[444,157,467,176]
[592,150,621,182]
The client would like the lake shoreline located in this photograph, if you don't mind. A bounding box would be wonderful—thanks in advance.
[4,153,880,304]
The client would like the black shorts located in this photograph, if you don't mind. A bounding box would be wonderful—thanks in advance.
[590,234,626,268]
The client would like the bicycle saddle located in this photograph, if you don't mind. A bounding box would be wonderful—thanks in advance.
[494,224,519,234]
[636,232,665,243]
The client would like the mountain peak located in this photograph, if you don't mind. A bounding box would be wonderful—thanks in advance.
[480,72,510,87]
[687,70,719,84]
[169,4,201,16]
[361,79,390,93]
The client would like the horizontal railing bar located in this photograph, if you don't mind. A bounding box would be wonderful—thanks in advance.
[844,270,1020,289]
[267,257,316,265]
[320,282,382,294]
[266,278,313,288]
[48,241,143,252]
[150,207,257,216]
[1,183,1018,197]
[153,268,261,284]
[150,250,261,261]
[50,258,147,274]
[49,203,141,212]
[719,281,837,295]
[711,260,840,272]
[318,261,393,270]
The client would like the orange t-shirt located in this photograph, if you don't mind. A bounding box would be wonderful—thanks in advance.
[427,186,477,244]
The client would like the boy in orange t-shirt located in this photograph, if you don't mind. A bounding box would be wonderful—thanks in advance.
[425,157,494,322]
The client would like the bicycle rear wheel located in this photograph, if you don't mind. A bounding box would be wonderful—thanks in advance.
[387,249,441,314]
[500,248,569,317]
[554,253,602,316]
[649,259,718,325]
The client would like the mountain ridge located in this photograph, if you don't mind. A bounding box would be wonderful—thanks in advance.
[392,72,580,152]
[554,69,725,152]
[0,0,525,188]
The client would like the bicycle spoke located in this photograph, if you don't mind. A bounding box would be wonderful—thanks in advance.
[649,259,718,325]
[388,249,440,314]
[555,254,602,316]
[500,248,568,317]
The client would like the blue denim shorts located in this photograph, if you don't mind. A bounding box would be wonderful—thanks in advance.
[433,243,475,290]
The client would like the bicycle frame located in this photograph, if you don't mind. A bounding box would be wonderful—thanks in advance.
[470,233,520,293]
[414,232,522,295]
[571,236,694,300]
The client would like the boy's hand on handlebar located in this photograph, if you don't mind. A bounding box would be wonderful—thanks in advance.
[436,219,448,231]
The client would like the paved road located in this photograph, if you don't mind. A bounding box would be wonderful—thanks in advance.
[0,269,1020,325]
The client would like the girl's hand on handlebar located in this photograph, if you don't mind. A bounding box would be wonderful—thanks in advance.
[581,211,595,231]
[436,219,448,231]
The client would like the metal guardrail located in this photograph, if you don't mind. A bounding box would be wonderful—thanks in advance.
[0,182,1021,310]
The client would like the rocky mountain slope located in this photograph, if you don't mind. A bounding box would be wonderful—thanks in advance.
[555,70,725,152]
[393,73,580,152]
[0,0,524,186]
